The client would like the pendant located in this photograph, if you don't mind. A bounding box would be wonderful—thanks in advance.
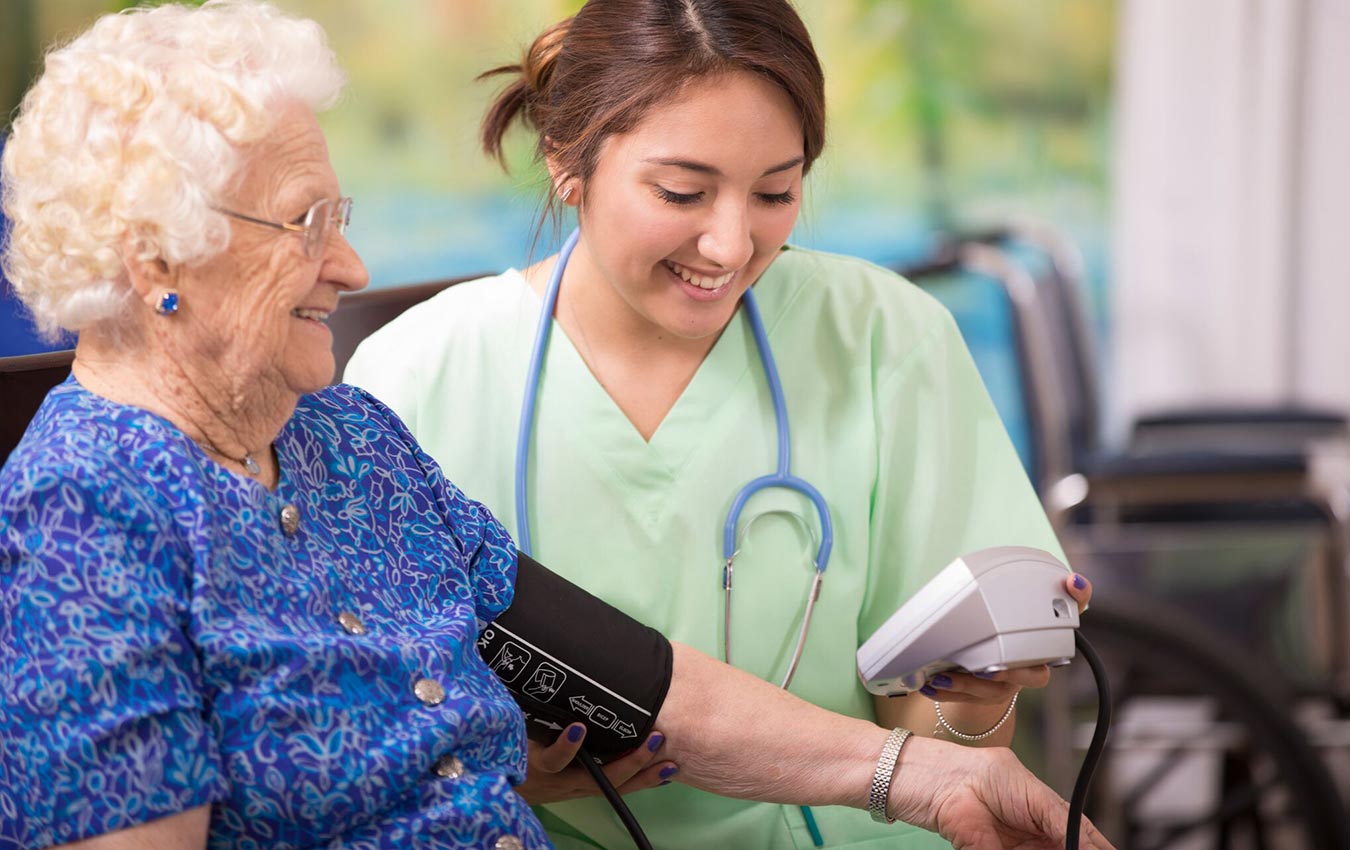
[243,454,261,475]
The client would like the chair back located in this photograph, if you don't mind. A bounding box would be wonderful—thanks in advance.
[1005,222,1103,468]
[897,243,1071,493]
[0,275,484,466]
[0,349,74,466]
[328,275,483,382]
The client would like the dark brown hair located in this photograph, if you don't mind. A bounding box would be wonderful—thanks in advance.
[480,0,825,215]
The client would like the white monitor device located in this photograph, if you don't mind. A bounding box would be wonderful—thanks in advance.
[857,546,1079,696]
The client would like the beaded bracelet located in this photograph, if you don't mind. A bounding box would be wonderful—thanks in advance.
[933,691,1019,742]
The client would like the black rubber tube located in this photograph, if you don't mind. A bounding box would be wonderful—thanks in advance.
[577,744,654,850]
[1066,632,1112,850]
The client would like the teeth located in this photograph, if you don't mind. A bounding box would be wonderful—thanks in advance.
[292,308,331,321]
[667,261,734,290]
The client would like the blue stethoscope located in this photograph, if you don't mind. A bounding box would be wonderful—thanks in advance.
[514,228,832,843]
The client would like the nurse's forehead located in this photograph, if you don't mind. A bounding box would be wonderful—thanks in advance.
[610,71,805,175]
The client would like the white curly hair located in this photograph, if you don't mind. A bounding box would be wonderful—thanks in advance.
[0,0,346,339]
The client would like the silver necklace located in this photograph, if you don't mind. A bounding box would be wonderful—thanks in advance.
[553,257,615,394]
[565,288,609,391]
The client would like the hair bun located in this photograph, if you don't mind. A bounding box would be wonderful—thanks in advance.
[521,18,571,97]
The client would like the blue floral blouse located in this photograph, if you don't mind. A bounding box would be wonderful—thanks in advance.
[0,378,550,850]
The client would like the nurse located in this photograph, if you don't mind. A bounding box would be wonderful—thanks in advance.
[346,0,1092,847]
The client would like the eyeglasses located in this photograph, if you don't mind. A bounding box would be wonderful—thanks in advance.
[216,196,353,259]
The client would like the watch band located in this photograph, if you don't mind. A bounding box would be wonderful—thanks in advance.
[868,726,912,823]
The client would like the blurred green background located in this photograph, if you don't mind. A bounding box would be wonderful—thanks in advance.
[0,0,1117,465]
[0,0,1116,287]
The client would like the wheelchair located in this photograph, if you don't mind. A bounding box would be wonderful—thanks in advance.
[897,229,1350,850]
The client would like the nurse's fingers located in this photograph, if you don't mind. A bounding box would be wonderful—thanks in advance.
[920,675,1016,705]
[615,761,679,794]
[987,665,1050,690]
[517,728,672,803]
[1066,572,1092,613]
[531,723,587,774]
[920,667,1047,704]
[600,731,668,787]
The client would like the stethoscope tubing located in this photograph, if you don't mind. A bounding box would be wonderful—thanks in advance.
[720,288,833,571]
[515,227,835,689]
[514,228,581,557]
[515,227,831,847]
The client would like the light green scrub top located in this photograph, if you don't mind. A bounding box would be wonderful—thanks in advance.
[345,247,1063,850]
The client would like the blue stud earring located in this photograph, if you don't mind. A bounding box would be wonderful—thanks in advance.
[155,290,180,316]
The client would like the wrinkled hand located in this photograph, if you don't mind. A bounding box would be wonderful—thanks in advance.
[513,723,678,804]
[893,738,1115,850]
[923,573,1093,706]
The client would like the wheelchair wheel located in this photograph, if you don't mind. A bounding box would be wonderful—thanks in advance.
[1037,596,1349,850]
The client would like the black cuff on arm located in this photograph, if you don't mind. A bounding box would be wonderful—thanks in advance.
[480,551,673,761]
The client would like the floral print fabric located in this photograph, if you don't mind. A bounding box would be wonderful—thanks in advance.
[0,378,549,850]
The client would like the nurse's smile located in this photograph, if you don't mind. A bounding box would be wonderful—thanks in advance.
[662,259,738,301]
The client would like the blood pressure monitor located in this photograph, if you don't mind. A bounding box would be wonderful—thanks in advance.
[857,546,1079,696]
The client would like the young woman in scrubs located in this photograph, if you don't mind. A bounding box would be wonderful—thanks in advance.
[346,1,1092,846]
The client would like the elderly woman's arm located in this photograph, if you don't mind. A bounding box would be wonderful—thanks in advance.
[50,807,211,850]
[658,642,1114,850]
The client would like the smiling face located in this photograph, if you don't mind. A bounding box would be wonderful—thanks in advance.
[566,70,805,342]
[170,101,368,397]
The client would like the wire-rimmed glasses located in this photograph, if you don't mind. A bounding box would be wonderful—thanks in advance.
[216,196,352,258]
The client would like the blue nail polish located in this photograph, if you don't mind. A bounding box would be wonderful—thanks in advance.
[919,685,938,698]
[566,724,584,743]
[1073,573,1087,590]
[659,765,678,781]
[974,671,998,680]
[931,674,953,689]
[647,734,664,753]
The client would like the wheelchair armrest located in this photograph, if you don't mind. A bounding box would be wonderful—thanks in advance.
[1130,406,1348,456]
[1085,448,1309,480]
[1134,406,1346,431]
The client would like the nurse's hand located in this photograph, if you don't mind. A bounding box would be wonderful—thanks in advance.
[513,723,678,804]
[923,572,1093,706]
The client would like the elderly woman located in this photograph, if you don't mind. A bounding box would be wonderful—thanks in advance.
[0,3,1114,850]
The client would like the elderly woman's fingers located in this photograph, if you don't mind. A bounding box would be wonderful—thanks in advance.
[1078,812,1118,850]
[1066,572,1092,613]
[925,745,1117,850]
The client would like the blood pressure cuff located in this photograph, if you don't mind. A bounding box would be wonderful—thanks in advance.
[480,551,673,762]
